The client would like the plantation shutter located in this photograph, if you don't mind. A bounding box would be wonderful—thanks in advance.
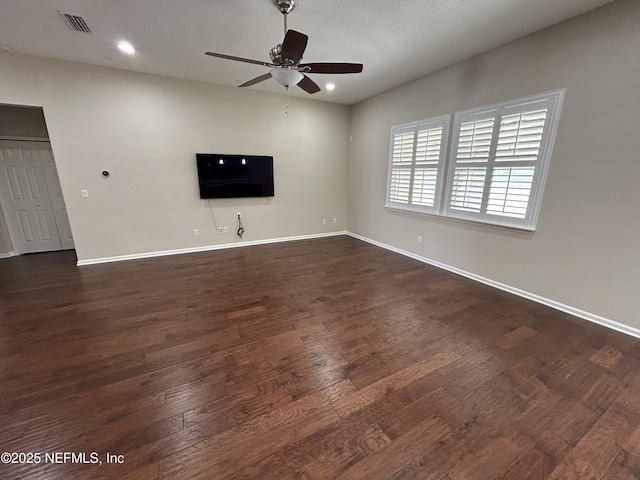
[444,94,561,229]
[487,107,548,219]
[386,115,450,214]
[448,114,495,214]
[388,128,415,204]
[412,126,444,207]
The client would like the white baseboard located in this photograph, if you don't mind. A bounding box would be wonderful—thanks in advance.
[76,231,347,266]
[348,232,640,340]
[0,251,18,259]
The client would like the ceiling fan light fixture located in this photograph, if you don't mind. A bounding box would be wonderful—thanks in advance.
[270,68,303,88]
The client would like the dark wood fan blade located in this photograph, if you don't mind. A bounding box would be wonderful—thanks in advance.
[281,30,308,64]
[205,52,275,68]
[239,73,273,88]
[297,75,321,94]
[300,63,364,74]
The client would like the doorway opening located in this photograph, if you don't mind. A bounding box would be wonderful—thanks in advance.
[0,104,74,256]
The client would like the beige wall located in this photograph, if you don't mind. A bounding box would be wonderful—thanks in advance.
[0,54,349,261]
[348,0,640,329]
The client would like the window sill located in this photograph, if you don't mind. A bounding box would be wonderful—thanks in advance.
[384,205,536,234]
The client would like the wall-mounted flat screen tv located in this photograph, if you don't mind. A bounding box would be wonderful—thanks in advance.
[196,154,274,199]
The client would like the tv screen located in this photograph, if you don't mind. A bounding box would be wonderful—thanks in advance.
[196,154,274,199]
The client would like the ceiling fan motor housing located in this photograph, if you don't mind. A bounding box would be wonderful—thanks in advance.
[269,44,283,65]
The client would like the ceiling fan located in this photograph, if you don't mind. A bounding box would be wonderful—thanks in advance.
[205,0,363,94]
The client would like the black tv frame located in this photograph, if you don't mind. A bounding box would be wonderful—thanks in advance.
[196,153,274,199]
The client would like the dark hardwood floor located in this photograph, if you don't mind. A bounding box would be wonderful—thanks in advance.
[1,236,639,479]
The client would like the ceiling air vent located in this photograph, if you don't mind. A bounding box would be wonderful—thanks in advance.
[58,12,92,33]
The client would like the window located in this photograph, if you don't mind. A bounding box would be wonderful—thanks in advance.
[444,91,564,229]
[386,115,450,214]
[385,90,564,231]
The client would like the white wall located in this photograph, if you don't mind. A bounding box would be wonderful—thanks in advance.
[0,54,350,261]
[348,0,640,329]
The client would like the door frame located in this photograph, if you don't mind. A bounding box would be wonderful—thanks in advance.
[0,135,69,255]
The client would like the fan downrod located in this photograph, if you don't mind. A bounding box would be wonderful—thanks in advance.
[272,0,297,51]
[273,0,295,15]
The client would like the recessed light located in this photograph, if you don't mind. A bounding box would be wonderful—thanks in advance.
[117,41,135,55]
[326,83,336,91]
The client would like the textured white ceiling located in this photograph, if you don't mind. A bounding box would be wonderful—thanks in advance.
[0,0,613,105]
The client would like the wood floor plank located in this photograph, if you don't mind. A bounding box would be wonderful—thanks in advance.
[1,237,640,479]
[447,437,523,480]
[159,392,339,479]
[603,427,640,479]
[233,419,391,479]
[496,430,571,480]
[548,403,640,480]
[332,350,460,417]
[336,414,452,479]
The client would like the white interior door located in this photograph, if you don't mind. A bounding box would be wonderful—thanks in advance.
[40,148,74,250]
[0,141,73,253]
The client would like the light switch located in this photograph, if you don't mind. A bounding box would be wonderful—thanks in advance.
[81,189,89,198]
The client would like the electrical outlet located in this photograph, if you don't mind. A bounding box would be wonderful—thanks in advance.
[332,218,337,224]
[216,227,223,234]
[80,189,89,198]
[417,235,422,244]
[223,226,228,233]
[237,211,241,218]
[194,229,200,236]
[322,218,327,225]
